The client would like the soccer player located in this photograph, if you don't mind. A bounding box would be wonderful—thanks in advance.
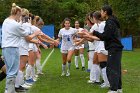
[25,15,58,85]
[81,5,123,93]
[2,3,41,93]
[74,20,85,70]
[89,11,109,87]
[57,18,77,76]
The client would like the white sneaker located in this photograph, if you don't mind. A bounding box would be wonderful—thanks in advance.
[21,83,31,89]
[66,71,70,77]
[4,90,7,93]
[87,80,95,84]
[107,90,118,93]
[33,77,38,82]
[117,89,123,93]
[35,75,39,78]
[37,72,44,75]
[100,83,110,88]
[61,72,65,76]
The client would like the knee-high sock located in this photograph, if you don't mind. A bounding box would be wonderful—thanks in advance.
[15,70,24,87]
[36,58,42,73]
[0,72,6,81]
[25,65,32,80]
[95,64,101,82]
[88,51,94,70]
[90,64,100,82]
[101,67,109,85]
[90,64,96,81]
[80,54,85,67]
[31,65,35,78]
[75,56,79,68]
[67,62,71,72]
[62,64,66,72]
[6,77,16,93]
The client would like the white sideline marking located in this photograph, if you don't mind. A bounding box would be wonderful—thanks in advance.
[42,48,54,68]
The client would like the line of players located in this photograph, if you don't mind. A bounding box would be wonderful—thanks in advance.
[0,3,123,93]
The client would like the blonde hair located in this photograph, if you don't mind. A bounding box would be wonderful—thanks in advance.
[21,8,29,16]
[11,3,21,15]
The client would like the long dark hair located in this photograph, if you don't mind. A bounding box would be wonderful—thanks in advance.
[61,18,71,28]
[102,5,120,28]
[102,5,112,16]
[92,11,102,21]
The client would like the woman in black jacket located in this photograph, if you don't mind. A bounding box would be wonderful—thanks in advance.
[80,5,123,93]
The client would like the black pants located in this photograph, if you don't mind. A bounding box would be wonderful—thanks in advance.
[107,49,122,91]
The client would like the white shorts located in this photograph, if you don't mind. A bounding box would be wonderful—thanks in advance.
[75,44,84,50]
[19,47,29,56]
[61,46,75,54]
[28,43,38,52]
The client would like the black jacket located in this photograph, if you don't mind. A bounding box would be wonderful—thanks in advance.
[93,16,123,51]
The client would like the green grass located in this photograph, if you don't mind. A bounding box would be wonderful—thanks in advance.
[0,48,140,93]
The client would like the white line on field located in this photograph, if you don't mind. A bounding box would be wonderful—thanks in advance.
[42,48,54,68]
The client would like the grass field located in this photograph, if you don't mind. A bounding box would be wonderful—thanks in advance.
[0,48,140,93]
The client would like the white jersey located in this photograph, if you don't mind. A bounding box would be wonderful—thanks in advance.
[94,21,107,53]
[58,27,77,50]
[28,25,40,52]
[2,18,29,48]
[75,28,83,40]
[75,28,85,49]
[88,24,98,51]
[19,23,32,50]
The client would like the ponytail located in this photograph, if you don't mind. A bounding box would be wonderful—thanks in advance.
[11,3,21,15]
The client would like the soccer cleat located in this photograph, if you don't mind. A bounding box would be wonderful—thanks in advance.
[66,71,70,77]
[82,67,85,71]
[107,90,118,93]
[15,86,26,92]
[76,67,79,69]
[37,72,44,75]
[25,78,34,86]
[86,69,90,72]
[100,83,110,88]
[87,80,95,84]
[35,75,39,78]
[33,77,38,82]
[93,82,101,85]
[4,89,7,93]
[21,83,31,90]
[117,89,123,93]
[61,72,65,76]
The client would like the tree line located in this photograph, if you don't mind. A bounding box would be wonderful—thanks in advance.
[0,0,139,36]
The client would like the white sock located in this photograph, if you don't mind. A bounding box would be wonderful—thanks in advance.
[101,67,109,85]
[95,64,101,82]
[25,65,32,80]
[80,54,85,67]
[88,51,94,70]
[31,65,35,78]
[36,58,42,74]
[15,70,24,87]
[90,64,96,81]
[75,56,79,68]
[68,62,71,71]
[62,64,66,72]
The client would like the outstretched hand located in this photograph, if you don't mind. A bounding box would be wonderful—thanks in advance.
[53,40,59,47]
